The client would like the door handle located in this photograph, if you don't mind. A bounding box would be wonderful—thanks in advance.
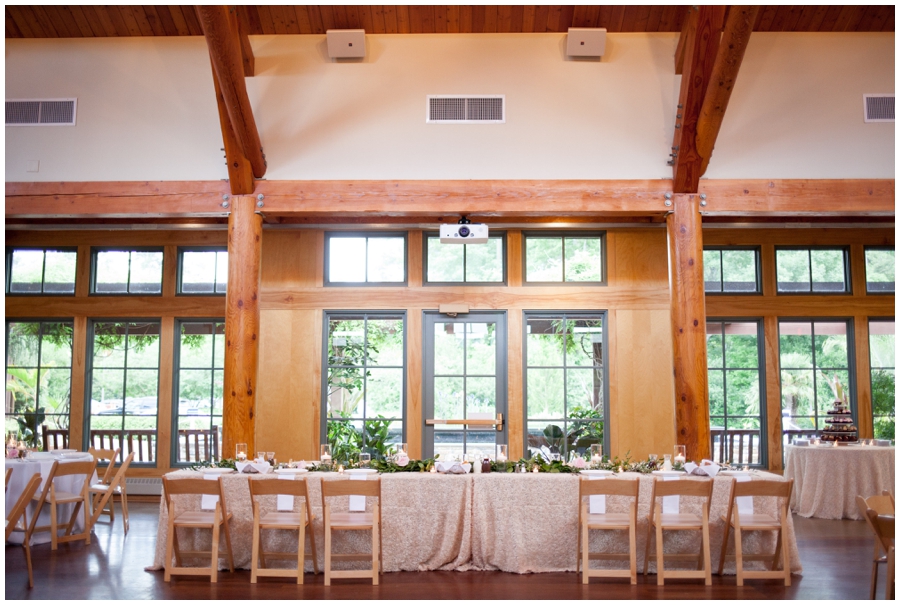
[425,413,503,432]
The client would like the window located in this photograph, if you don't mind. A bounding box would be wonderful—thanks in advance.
[523,232,605,284]
[424,232,506,284]
[869,319,895,441]
[6,248,77,294]
[325,233,406,285]
[707,320,766,466]
[173,320,224,464]
[5,321,73,449]
[775,247,850,294]
[524,312,607,459]
[865,247,895,293]
[87,321,160,463]
[323,312,405,463]
[92,248,164,295]
[703,248,760,293]
[178,248,227,294]
[778,320,853,444]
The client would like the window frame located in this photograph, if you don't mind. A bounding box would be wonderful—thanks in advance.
[90,246,165,296]
[864,246,895,295]
[324,232,408,287]
[702,246,762,295]
[5,246,78,296]
[176,247,228,296]
[522,231,607,286]
[774,246,852,295]
[422,230,508,286]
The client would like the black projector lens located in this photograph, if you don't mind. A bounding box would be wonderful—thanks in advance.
[458,226,470,237]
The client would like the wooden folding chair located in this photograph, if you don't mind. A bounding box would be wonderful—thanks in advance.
[6,473,43,588]
[718,477,793,586]
[858,493,896,599]
[865,508,895,600]
[249,477,320,583]
[578,476,640,584]
[162,476,234,583]
[6,467,12,491]
[89,452,134,534]
[30,458,97,550]
[321,477,382,585]
[643,477,713,585]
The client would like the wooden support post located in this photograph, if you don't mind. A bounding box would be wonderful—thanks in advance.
[223,196,262,459]
[667,194,711,461]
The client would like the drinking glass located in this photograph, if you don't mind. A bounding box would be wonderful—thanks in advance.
[648,453,659,466]
[359,452,371,468]
[266,451,276,465]
[497,444,508,463]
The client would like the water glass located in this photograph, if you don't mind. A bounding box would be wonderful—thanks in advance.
[359,452,371,468]
[266,451,276,465]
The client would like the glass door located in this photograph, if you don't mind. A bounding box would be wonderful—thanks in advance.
[423,311,507,460]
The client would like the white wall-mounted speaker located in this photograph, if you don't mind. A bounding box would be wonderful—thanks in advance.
[327,29,366,58]
[566,28,607,57]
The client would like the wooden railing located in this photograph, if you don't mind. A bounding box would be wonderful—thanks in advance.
[42,425,221,464]
[89,430,157,463]
[710,428,761,465]
[783,429,821,444]
[177,427,219,463]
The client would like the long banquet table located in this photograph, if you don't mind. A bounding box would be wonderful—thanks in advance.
[784,443,895,520]
[150,470,802,575]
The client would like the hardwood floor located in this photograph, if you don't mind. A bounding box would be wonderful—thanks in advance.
[5,502,886,600]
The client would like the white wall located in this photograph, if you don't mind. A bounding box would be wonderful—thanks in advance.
[5,32,894,182]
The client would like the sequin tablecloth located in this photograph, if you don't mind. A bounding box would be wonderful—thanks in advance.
[784,444,895,520]
[150,470,802,575]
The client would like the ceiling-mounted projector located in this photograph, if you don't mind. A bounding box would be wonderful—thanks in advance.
[440,223,489,244]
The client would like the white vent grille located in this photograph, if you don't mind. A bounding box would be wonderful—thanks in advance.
[427,95,505,123]
[125,477,162,496]
[6,98,77,126]
[864,94,894,122]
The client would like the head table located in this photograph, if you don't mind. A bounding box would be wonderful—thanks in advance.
[149,470,801,576]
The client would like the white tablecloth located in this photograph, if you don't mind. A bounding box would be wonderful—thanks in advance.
[784,444,895,520]
[5,452,97,545]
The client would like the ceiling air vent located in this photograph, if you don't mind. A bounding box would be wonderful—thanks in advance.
[864,94,894,122]
[6,98,77,126]
[427,95,505,123]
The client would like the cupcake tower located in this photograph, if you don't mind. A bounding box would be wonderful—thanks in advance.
[821,398,858,443]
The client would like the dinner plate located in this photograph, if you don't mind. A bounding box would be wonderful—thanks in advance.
[580,469,614,477]
[651,470,685,476]
[345,468,378,474]
[274,468,309,475]
[201,467,235,474]
[52,449,78,454]
[718,470,751,476]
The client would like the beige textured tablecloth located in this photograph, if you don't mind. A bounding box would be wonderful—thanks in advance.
[784,444,895,520]
[150,470,802,575]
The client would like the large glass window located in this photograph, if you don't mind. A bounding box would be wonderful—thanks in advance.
[703,248,760,293]
[178,248,228,294]
[323,312,405,463]
[173,320,224,464]
[5,321,73,450]
[523,232,605,284]
[87,321,160,463]
[524,312,607,459]
[865,247,895,294]
[775,247,849,294]
[325,233,406,285]
[424,232,505,284]
[6,248,77,294]
[869,320,895,441]
[779,320,852,444]
[707,320,766,466]
[92,248,164,295]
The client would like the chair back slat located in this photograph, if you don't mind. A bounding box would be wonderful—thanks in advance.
[53,459,97,479]
[322,478,381,498]
[653,477,713,498]
[250,477,310,498]
[89,447,120,483]
[163,476,223,498]
[579,476,640,498]
[859,493,895,517]
[865,508,895,553]
[732,477,793,499]
[6,474,42,541]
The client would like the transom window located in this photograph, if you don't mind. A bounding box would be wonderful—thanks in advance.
[424,232,506,284]
[178,248,228,294]
[523,232,605,284]
[703,248,760,294]
[775,247,850,294]
[865,247,895,294]
[325,233,406,285]
[6,248,77,295]
[92,248,164,295]
[173,320,224,465]
[869,319,895,441]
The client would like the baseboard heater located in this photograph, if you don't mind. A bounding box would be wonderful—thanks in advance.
[125,477,163,496]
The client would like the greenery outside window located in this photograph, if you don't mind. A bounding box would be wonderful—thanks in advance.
[424,232,506,284]
[178,248,228,294]
[325,233,407,286]
[775,247,850,294]
[322,312,405,463]
[703,248,761,294]
[92,248,164,295]
[86,320,161,464]
[865,247,895,294]
[524,312,607,459]
[523,232,606,285]
[706,320,766,466]
[869,319,895,441]
[5,321,73,449]
[6,248,77,295]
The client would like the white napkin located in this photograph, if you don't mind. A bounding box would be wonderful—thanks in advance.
[276,475,295,511]
[683,460,721,477]
[662,476,680,514]
[588,475,606,514]
[200,474,219,510]
[793,439,809,447]
[349,474,367,512]
[435,461,471,474]
[236,461,271,474]
[734,473,753,515]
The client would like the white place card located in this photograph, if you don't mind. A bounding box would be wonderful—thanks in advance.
[276,475,295,511]
[662,475,680,514]
[200,474,219,510]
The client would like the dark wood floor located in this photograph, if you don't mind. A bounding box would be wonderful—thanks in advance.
[5,501,887,600]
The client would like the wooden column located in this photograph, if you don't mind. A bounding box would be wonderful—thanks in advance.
[667,194,711,461]
[223,196,262,459]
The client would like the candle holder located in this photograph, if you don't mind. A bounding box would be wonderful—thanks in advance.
[590,444,602,467]
[320,444,333,466]
[497,444,508,463]
[674,444,686,466]
[235,443,248,462]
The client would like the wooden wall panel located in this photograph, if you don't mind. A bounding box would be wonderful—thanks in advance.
[610,229,669,288]
[507,310,524,460]
[260,230,322,289]
[405,309,423,459]
[68,316,87,451]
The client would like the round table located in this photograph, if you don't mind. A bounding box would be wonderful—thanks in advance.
[784,444,895,520]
